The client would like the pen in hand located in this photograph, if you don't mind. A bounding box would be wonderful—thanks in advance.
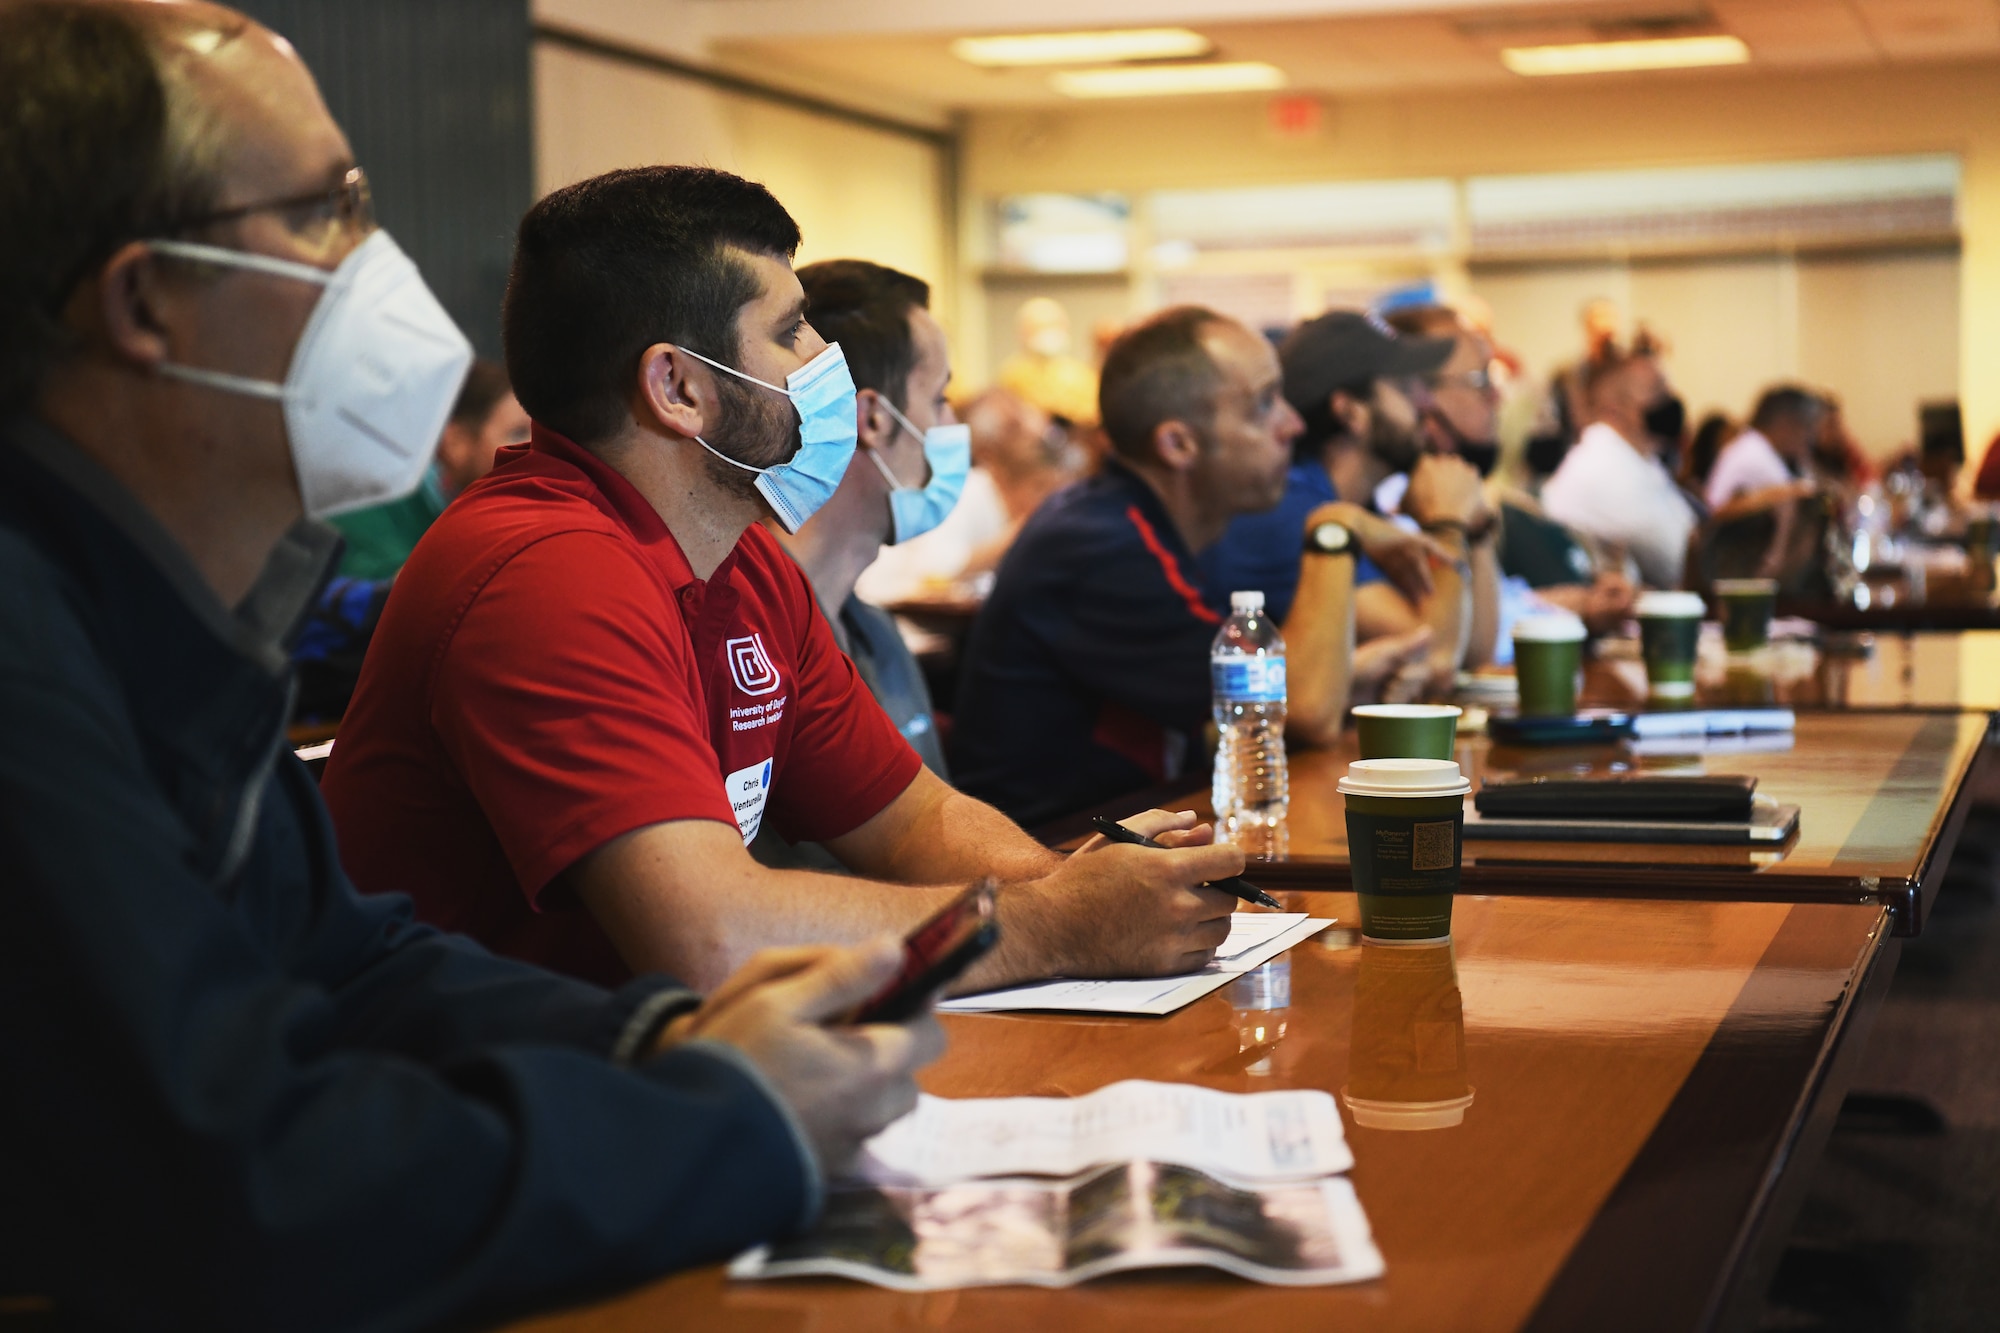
[1088,816,1285,909]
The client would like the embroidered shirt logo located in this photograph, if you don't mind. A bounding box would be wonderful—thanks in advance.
[726,633,783,696]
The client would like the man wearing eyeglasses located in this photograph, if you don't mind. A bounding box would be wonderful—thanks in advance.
[1200,311,1501,693]
[0,3,943,1326]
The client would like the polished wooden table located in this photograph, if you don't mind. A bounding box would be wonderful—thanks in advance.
[507,894,1894,1333]
[1113,713,1990,936]
[1579,630,2000,713]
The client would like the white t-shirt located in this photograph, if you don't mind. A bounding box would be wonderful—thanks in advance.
[855,467,1010,606]
[1704,428,1794,510]
[1541,422,1697,589]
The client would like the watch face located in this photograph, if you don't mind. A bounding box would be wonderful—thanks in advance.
[1310,521,1351,553]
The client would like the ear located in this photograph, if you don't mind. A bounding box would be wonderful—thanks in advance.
[1151,418,1203,474]
[434,419,474,474]
[1329,390,1368,438]
[635,345,714,439]
[854,387,896,453]
[87,242,176,369]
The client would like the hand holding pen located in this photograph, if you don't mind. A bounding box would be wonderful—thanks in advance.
[1089,816,1284,909]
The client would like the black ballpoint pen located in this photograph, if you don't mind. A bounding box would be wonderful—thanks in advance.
[1088,816,1285,909]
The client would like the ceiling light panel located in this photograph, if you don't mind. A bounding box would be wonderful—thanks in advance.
[1051,62,1287,99]
[1502,34,1750,75]
[951,29,1212,68]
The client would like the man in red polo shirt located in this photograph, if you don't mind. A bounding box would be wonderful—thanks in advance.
[322,166,1242,992]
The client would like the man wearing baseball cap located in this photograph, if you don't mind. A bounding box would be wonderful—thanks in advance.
[1201,311,1499,691]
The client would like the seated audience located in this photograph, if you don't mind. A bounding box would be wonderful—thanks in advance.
[856,387,1080,604]
[1202,310,1495,687]
[322,166,1243,994]
[0,4,937,1324]
[1390,303,1635,642]
[1808,392,1876,498]
[950,306,1441,826]
[999,296,1099,426]
[1540,332,1698,588]
[330,357,529,577]
[1705,386,1824,512]
[752,259,958,871]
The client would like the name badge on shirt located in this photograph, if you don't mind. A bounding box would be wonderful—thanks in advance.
[726,757,774,843]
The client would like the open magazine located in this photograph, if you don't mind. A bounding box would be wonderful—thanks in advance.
[729,1160,1384,1291]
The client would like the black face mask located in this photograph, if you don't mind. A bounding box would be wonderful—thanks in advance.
[1526,430,1570,477]
[1643,394,1687,446]
[1421,406,1499,477]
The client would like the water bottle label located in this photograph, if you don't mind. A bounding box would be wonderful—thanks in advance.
[1211,655,1287,702]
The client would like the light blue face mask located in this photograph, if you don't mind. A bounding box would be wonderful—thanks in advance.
[678,341,858,532]
[869,398,972,544]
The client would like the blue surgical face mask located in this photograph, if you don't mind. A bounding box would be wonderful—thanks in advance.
[677,341,858,532]
[868,397,971,544]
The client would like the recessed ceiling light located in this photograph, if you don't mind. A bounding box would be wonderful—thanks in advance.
[1051,62,1287,99]
[951,28,1212,68]
[1501,34,1750,76]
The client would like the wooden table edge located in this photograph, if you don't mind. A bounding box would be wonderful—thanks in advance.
[1520,902,1898,1333]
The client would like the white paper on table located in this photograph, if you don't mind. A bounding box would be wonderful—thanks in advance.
[937,914,1331,1016]
[856,1079,1352,1186]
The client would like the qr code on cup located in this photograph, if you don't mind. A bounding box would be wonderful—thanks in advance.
[1412,821,1456,872]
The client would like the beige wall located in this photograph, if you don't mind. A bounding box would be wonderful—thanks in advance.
[533,43,953,329]
[960,59,2000,464]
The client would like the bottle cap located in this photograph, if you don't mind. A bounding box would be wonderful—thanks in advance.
[1337,757,1471,798]
[1230,590,1265,614]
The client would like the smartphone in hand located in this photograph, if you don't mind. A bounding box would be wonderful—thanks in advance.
[847,879,1000,1024]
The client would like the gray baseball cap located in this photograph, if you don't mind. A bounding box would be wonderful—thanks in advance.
[1279,311,1454,417]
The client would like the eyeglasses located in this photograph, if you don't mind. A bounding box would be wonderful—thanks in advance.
[169,166,374,248]
[1429,367,1495,393]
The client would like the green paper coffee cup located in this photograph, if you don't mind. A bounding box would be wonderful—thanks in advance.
[1342,940,1473,1131]
[1340,758,1470,943]
[1636,590,1705,700]
[1354,704,1462,760]
[1713,578,1777,652]
[1511,612,1587,718]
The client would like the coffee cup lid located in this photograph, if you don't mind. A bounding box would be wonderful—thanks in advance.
[1511,612,1586,643]
[1636,590,1705,617]
[1338,757,1472,798]
[1341,1089,1476,1130]
[1352,704,1463,720]
[1712,578,1777,595]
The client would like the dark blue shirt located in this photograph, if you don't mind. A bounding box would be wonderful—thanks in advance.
[951,462,1226,826]
[1199,461,1385,623]
[0,417,817,1330]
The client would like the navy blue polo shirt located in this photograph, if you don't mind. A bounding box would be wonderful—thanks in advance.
[951,461,1227,826]
[1199,461,1386,623]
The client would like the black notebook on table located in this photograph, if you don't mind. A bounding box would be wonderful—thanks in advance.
[1465,775,1800,845]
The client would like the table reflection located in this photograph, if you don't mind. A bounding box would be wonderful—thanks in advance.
[1342,941,1473,1132]
[1225,960,1291,1079]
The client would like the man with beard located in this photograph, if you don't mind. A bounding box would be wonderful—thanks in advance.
[950,307,1439,826]
[323,167,1244,996]
[1201,311,1495,688]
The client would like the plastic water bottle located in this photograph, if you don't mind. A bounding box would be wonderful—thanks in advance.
[1211,590,1288,835]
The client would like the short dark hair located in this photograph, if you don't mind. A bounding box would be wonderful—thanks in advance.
[502,166,802,445]
[449,358,513,429]
[0,1,233,412]
[1750,385,1825,433]
[795,260,930,410]
[1098,306,1228,463]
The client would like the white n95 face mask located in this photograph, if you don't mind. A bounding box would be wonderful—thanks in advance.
[868,397,970,544]
[147,230,474,519]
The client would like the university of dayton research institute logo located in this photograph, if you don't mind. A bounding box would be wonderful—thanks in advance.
[726,633,783,696]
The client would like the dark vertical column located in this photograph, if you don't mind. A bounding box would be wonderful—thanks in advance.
[232,0,531,358]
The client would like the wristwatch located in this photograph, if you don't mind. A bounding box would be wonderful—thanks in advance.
[1303,518,1355,557]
